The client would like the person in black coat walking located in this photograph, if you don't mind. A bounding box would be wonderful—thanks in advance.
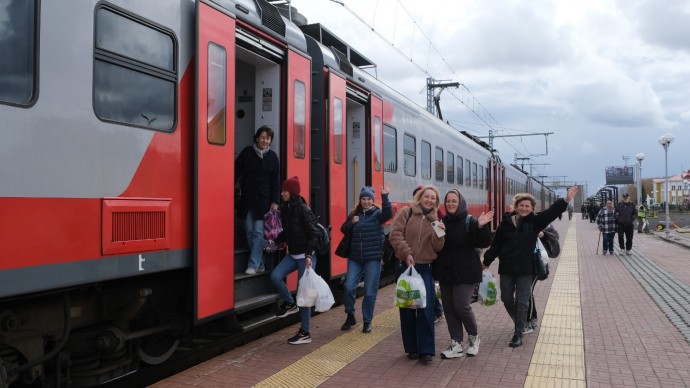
[483,185,578,348]
[434,189,493,359]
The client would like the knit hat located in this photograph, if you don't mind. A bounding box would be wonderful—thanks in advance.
[359,186,375,200]
[282,176,301,196]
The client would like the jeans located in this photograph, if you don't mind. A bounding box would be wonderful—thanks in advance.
[245,211,265,270]
[396,262,436,356]
[617,224,634,251]
[439,282,477,342]
[602,232,615,252]
[271,254,317,333]
[499,274,533,335]
[343,259,382,324]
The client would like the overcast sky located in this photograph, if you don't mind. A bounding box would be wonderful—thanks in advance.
[292,0,689,197]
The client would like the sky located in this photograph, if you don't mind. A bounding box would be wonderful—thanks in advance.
[291,0,690,197]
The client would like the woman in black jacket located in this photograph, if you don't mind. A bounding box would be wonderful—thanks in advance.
[483,185,578,348]
[434,189,493,359]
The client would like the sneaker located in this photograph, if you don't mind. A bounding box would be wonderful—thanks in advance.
[466,335,480,356]
[523,322,534,335]
[287,328,311,345]
[626,250,632,256]
[362,323,372,334]
[276,303,299,318]
[341,313,356,331]
[420,354,434,363]
[530,319,538,330]
[440,339,464,359]
[245,267,256,275]
[509,334,523,348]
[434,311,444,324]
[609,251,614,255]
[407,352,419,360]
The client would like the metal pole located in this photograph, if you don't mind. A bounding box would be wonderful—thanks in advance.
[637,162,642,206]
[664,144,670,238]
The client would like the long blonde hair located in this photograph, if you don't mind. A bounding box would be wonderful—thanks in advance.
[412,185,441,210]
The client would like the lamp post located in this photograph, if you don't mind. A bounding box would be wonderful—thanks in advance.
[658,133,674,238]
[635,153,644,207]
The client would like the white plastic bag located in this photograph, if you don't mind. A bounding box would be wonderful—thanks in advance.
[314,272,335,312]
[536,238,549,265]
[296,268,318,308]
[478,270,497,306]
[394,266,427,309]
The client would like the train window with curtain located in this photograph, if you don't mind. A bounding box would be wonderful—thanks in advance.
[332,96,343,163]
[435,147,444,182]
[447,151,454,183]
[479,165,484,189]
[206,43,226,145]
[464,159,471,186]
[421,141,431,180]
[94,6,177,131]
[374,116,382,171]
[472,162,478,188]
[456,155,463,185]
[293,80,307,159]
[403,133,416,177]
[0,0,38,106]
[383,125,397,172]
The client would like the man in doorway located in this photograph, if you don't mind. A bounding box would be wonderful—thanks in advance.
[615,193,637,255]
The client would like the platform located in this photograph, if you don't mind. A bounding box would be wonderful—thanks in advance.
[153,217,690,387]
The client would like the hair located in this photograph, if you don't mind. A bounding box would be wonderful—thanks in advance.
[512,193,536,209]
[254,125,274,142]
[607,201,613,205]
[412,185,441,209]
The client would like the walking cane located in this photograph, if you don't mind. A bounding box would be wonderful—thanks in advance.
[596,231,601,255]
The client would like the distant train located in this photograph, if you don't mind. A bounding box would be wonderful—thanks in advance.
[0,0,555,386]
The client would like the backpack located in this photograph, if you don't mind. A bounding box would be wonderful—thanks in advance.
[313,218,331,255]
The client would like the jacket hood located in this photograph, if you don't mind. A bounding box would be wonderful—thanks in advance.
[444,191,468,220]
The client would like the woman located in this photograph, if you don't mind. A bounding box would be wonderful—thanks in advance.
[483,185,578,348]
[434,189,493,359]
[596,201,616,255]
[269,176,318,345]
[340,183,393,334]
[389,185,445,362]
[235,126,280,275]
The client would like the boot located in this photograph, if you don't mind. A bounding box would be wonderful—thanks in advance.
[509,334,523,348]
[341,313,356,331]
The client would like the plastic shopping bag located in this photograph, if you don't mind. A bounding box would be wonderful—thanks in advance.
[536,238,549,265]
[395,266,427,309]
[296,268,318,308]
[478,270,497,306]
[314,273,335,312]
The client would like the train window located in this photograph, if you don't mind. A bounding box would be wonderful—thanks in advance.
[435,147,444,182]
[332,96,343,163]
[403,133,416,177]
[472,162,478,188]
[94,7,177,131]
[0,0,37,106]
[421,141,431,180]
[456,155,463,185]
[447,151,454,183]
[293,80,307,159]
[374,116,381,171]
[383,125,397,172]
[207,43,226,145]
[479,165,484,190]
[464,159,471,186]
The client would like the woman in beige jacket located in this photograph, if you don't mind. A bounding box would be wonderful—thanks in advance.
[389,185,445,362]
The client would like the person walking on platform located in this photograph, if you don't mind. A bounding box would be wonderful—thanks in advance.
[433,189,493,359]
[596,201,616,255]
[567,204,574,220]
[340,184,393,334]
[390,185,445,362]
[269,176,319,345]
[615,193,637,255]
[483,185,578,348]
[581,204,587,219]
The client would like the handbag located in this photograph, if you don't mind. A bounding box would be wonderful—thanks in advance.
[533,239,550,280]
[334,232,351,258]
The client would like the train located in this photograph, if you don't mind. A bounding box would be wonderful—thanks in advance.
[0,0,555,386]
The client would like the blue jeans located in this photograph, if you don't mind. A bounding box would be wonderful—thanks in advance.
[343,259,382,324]
[245,211,264,270]
[500,274,533,335]
[396,262,436,356]
[602,232,615,252]
[271,254,317,333]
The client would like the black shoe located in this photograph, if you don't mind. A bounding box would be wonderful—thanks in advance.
[509,334,523,348]
[362,322,372,333]
[434,311,444,323]
[341,313,356,331]
[407,352,419,360]
[420,354,434,362]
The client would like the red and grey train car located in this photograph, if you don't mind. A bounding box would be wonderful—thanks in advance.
[0,1,553,386]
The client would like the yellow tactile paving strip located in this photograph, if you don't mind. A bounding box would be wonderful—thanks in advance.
[254,307,400,388]
[524,219,586,388]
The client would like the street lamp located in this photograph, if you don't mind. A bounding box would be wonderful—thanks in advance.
[635,153,644,207]
[658,133,674,238]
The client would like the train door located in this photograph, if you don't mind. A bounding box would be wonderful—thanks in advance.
[490,160,505,229]
[370,95,384,199]
[329,72,348,277]
[194,0,236,322]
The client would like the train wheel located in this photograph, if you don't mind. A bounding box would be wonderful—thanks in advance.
[137,335,180,365]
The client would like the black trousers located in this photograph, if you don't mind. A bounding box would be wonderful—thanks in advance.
[617,224,634,250]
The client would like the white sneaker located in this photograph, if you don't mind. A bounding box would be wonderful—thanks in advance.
[523,322,534,334]
[245,268,256,275]
[626,250,632,256]
[466,335,480,356]
[441,339,464,359]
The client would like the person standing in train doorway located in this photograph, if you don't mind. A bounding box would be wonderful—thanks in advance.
[615,193,637,255]
[389,185,445,363]
[235,126,280,275]
[483,185,578,348]
[269,176,319,345]
[340,183,393,334]
[596,201,616,255]
[434,189,493,359]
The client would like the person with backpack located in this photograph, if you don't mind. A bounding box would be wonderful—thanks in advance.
[340,183,393,334]
[269,176,319,345]
[434,189,493,359]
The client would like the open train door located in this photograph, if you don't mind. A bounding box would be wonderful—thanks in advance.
[369,95,384,200]
[194,0,236,323]
[328,72,347,277]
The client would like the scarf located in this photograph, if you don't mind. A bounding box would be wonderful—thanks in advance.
[253,143,270,158]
